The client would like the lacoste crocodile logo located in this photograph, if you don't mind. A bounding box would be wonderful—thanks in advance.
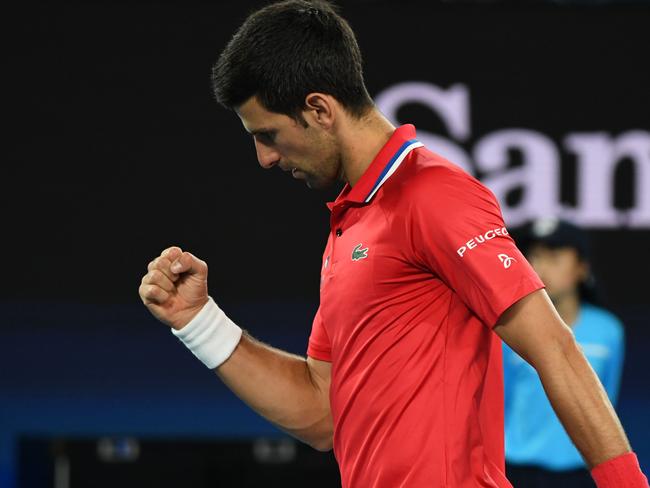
[352,243,369,261]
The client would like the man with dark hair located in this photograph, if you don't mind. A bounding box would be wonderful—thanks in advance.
[139,1,649,487]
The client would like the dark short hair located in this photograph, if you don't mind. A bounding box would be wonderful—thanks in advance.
[212,0,374,120]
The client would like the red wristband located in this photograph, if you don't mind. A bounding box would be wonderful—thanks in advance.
[591,452,649,488]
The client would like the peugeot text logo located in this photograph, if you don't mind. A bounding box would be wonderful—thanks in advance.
[456,226,509,257]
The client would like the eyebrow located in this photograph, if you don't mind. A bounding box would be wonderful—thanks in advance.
[247,127,275,137]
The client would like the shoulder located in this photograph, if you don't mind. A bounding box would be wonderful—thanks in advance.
[398,147,497,209]
[403,147,481,190]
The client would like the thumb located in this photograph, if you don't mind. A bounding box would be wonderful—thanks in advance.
[170,252,207,279]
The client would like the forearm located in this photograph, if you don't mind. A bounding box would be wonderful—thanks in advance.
[496,290,647,486]
[215,332,333,449]
[535,333,630,467]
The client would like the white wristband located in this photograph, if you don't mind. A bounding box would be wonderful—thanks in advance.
[172,297,243,369]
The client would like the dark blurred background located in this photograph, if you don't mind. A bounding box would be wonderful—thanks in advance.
[3,1,649,487]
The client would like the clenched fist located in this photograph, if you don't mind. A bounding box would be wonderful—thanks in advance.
[139,246,209,330]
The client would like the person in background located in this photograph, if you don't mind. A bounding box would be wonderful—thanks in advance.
[504,218,625,487]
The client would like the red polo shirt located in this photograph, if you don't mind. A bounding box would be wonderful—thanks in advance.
[307,125,544,487]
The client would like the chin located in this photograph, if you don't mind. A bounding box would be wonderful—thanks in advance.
[305,177,329,190]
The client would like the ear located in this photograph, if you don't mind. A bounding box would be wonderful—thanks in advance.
[303,93,336,129]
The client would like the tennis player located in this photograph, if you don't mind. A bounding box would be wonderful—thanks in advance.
[138,1,649,487]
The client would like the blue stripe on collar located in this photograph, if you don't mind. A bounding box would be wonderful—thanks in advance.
[364,139,423,203]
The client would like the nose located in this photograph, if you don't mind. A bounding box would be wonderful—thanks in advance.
[254,139,281,169]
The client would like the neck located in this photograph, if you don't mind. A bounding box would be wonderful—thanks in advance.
[337,108,396,187]
[550,290,581,327]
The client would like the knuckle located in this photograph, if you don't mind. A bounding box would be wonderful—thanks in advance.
[152,271,173,289]
[156,257,171,271]
[148,285,162,299]
[164,246,179,256]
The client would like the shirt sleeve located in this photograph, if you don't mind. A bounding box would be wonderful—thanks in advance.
[307,307,332,362]
[408,165,545,328]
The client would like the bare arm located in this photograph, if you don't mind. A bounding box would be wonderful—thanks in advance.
[216,334,333,451]
[139,246,333,451]
[494,289,630,468]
